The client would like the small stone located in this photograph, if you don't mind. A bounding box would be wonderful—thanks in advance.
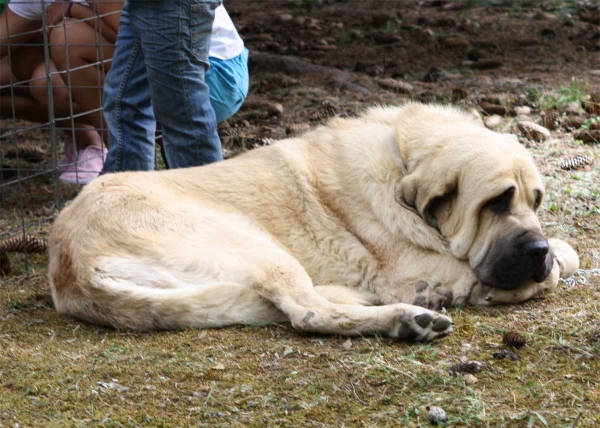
[212,363,225,370]
[293,16,306,25]
[492,350,519,360]
[342,339,352,350]
[565,101,581,114]
[464,374,478,385]
[517,121,550,142]
[349,29,363,39]
[427,406,449,425]
[277,13,293,22]
[449,360,483,375]
[514,106,531,116]
[484,115,501,129]
[269,103,284,116]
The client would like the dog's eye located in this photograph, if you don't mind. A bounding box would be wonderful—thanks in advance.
[533,190,543,211]
[485,186,515,214]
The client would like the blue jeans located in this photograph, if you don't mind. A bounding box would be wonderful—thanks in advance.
[102,0,222,173]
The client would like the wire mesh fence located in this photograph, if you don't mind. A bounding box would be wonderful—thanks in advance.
[1,1,124,282]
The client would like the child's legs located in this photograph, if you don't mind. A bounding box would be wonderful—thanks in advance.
[50,19,115,141]
[29,61,102,149]
[206,48,249,123]
[1,46,88,141]
[132,0,222,169]
[101,0,156,173]
[0,47,58,123]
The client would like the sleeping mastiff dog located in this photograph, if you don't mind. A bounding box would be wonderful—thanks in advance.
[48,103,579,342]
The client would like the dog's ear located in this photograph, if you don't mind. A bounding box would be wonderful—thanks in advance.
[396,172,457,229]
[392,104,463,230]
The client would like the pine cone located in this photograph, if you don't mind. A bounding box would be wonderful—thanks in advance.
[483,92,509,105]
[502,330,526,349]
[375,78,413,94]
[310,104,338,121]
[562,115,586,130]
[560,155,594,170]
[0,236,47,254]
[246,137,274,150]
[449,361,483,375]
[517,121,550,142]
[262,73,300,88]
[480,102,510,117]
[3,145,45,163]
[575,130,600,144]
[0,252,10,276]
[217,121,237,138]
[286,123,312,137]
[540,111,560,130]
[290,86,325,96]
[582,93,600,115]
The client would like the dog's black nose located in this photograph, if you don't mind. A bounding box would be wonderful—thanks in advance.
[524,239,549,260]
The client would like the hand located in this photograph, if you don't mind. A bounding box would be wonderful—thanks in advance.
[45,2,70,26]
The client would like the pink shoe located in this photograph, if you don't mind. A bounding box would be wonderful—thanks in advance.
[57,138,77,172]
[59,145,107,185]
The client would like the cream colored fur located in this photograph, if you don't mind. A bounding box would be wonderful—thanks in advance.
[48,103,578,342]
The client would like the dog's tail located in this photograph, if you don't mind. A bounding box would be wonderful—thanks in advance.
[50,256,287,330]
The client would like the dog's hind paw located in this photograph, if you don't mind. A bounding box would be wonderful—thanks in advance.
[391,305,453,342]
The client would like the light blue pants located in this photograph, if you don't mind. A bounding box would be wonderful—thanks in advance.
[102,0,223,173]
[206,48,249,124]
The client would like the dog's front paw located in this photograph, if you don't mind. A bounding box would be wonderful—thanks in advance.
[391,305,453,342]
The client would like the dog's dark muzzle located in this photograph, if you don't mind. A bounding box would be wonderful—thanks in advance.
[474,232,555,291]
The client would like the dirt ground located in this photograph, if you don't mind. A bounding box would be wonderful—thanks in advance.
[1,0,600,426]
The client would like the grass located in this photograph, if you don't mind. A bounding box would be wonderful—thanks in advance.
[530,78,590,113]
[1,283,598,426]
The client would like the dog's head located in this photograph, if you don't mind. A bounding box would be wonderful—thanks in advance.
[394,104,553,290]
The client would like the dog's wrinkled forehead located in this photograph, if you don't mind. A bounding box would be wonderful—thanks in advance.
[458,130,542,188]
